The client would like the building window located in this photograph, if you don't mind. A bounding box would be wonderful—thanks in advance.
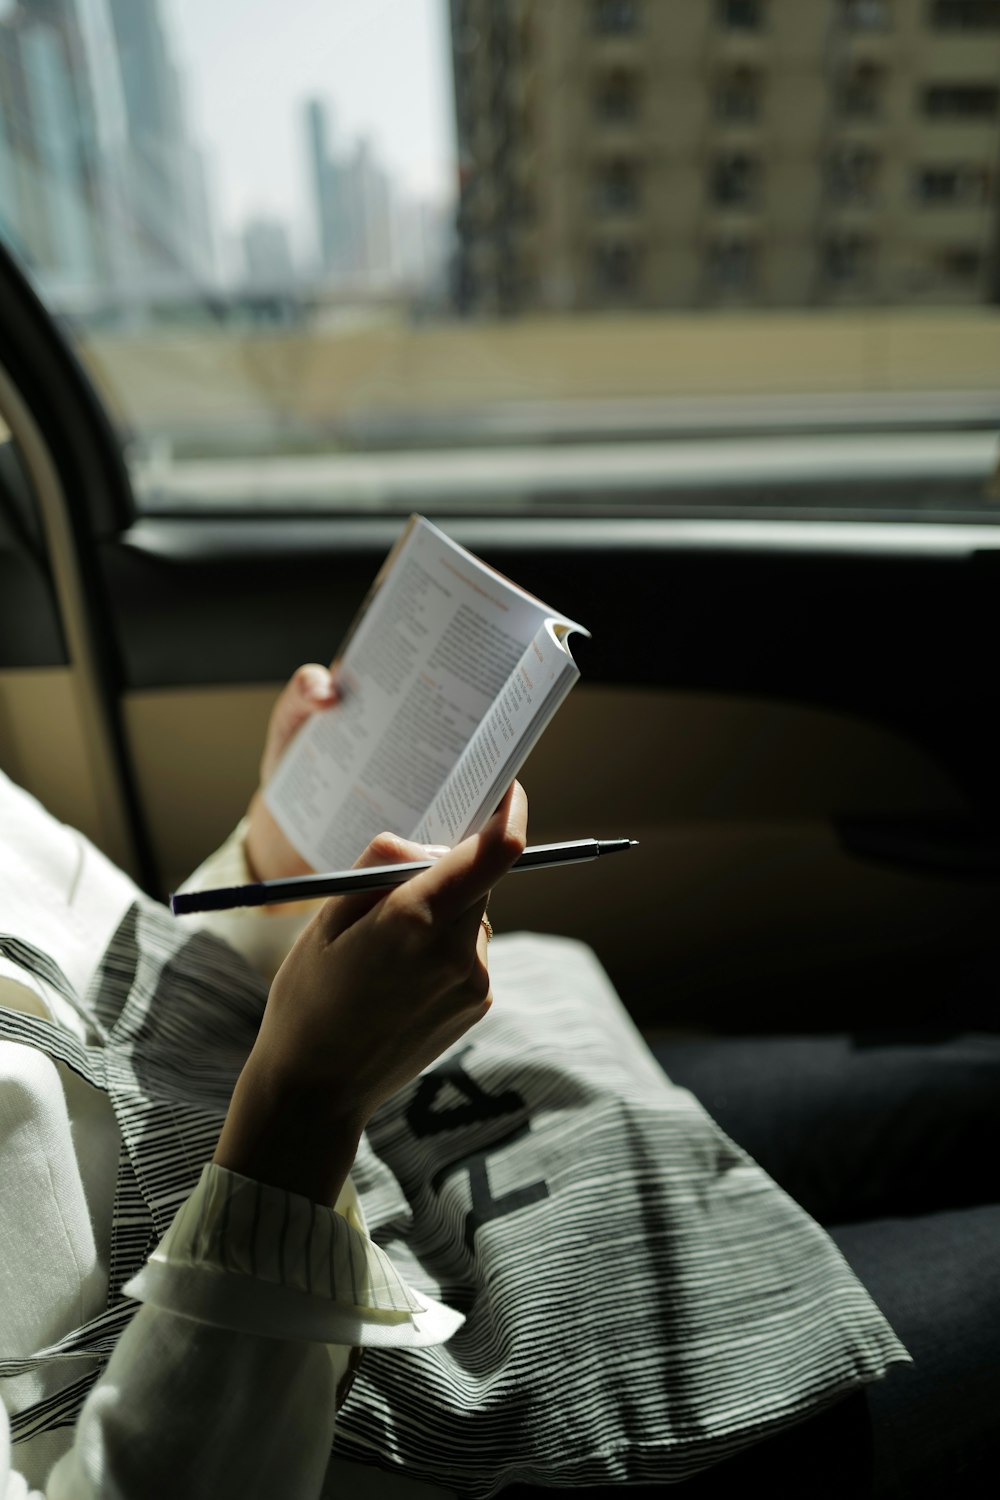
[712,153,760,207]
[827,148,879,206]
[716,67,762,122]
[839,64,884,120]
[839,0,892,28]
[508,181,536,226]
[593,0,641,35]
[452,2,480,56]
[718,0,765,28]
[515,257,537,303]
[934,246,983,281]
[824,234,875,286]
[595,158,641,214]
[707,238,757,292]
[915,164,991,204]
[595,68,640,123]
[516,12,534,63]
[930,1,1000,27]
[593,241,642,295]
[923,84,1000,120]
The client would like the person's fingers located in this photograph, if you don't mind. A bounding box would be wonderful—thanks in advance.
[260,663,339,784]
[476,916,492,974]
[434,902,493,1001]
[316,830,447,943]
[312,780,524,968]
[400,781,528,926]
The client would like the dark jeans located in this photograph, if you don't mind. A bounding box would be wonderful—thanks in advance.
[507,1032,1000,1499]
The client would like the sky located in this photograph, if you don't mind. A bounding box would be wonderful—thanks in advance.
[168,0,457,259]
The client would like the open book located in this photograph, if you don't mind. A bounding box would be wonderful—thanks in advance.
[264,515,588,871]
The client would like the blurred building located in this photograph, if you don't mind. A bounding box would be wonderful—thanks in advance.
[0,0,106,290]
[106,0,215,289]
[305,98,351,276]
[304,100,399,284]
[396,195,453,297]
[350,138,395,280]
[0,0,215,306]
[449,0,1000,313]
[241,216,296,288]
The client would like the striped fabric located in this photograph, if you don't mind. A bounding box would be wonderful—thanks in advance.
[0,917,455,1447]
[1,910,908,1496]
[140,1162,422,1315]
[335,934,908,1493]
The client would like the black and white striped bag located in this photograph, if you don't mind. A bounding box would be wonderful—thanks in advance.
[0,906,907,1496]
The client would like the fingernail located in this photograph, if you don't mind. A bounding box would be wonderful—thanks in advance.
[420,844,450,859]
[305,668,336,701]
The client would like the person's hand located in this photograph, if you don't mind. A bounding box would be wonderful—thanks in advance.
[243,663,339,884]
[214,781,528,1205]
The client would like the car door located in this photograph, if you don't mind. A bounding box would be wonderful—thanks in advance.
[3,228,998,1041]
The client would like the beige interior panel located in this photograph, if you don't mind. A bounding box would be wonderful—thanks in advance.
[122,682,272,893]
[0,361,141,880]
[124,680,967,885]
[493,818,998,1028]
[0,667,136,868]
[120,679,998,1026]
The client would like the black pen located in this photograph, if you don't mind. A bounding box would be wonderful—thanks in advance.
[170,838,638,915]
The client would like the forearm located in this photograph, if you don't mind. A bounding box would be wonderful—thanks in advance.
[45,1307,339,1500]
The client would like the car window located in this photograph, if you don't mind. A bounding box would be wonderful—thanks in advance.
[0,0,997,520]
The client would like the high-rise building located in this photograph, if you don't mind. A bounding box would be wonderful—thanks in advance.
[349,138,395,279]
[16,19,97,284]
[449,0,1000,314]
[305,98,361,278]
[303,100,402,285]
[1,0,214,303]
[106,0,215,287]
[306,98,336,272]
[0,2,106,287]
[396,195,452,296]
[242,215,295,288]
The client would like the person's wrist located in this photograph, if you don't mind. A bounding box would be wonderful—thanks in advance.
[215,1052,365,1206]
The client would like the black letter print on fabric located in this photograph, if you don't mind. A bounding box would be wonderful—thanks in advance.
[433,1124,549,1252]
[406,1045,524,1136]
[406,1046,550,1251]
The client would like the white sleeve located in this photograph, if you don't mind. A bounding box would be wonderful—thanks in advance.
[125,1163,462,1350]
[6,1164,461,1500]
[43,1307,342,1500]
[1,1400,38,1499]
[173,821,320,984]
[3,1307,341,1500]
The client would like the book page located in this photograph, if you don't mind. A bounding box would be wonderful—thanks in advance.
[415,619,580,847]
[264,518,553,870]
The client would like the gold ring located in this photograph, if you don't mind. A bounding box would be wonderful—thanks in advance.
[481,913,494,942]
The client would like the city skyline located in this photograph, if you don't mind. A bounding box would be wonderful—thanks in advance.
[170,0,457,268]
[0,0,216,300]
[240,102,450,294]
[0,0,457,306]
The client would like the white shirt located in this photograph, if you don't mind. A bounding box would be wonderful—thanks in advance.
[0,772,458,1499]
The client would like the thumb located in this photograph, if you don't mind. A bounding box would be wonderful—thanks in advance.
[261,663,338,784]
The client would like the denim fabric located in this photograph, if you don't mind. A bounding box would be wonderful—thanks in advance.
[507,1032,1000,1498]
[654,1032,1000,1223]
[650,1032,1000,1498]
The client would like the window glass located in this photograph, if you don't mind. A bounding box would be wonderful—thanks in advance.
[0,0,997,520]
